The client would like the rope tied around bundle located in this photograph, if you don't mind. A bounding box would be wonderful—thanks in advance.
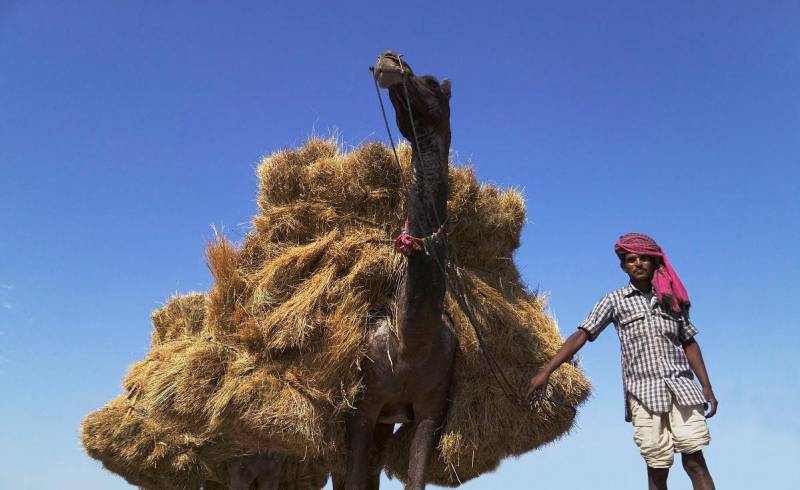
[393,219,446,256]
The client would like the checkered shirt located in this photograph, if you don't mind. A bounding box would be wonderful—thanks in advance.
[578,283,707,421]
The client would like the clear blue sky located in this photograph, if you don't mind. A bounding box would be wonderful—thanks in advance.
[1,1,798,488]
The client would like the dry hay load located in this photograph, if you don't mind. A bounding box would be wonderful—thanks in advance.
[81,294,328,490]
[244,139,591,485]
[82,393,326,490]
[81,137,590,487]
[81,393,230,490]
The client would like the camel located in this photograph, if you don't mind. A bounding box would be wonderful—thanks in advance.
[338,52,456,490]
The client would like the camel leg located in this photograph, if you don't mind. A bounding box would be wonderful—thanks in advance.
[405,417,438,490]
[345,407,380,490]
[367,423,394,490]
[255,453,286,490]
[227,456,253,490]
[202,483,227,490]
[405,402,447,490]
[256,472,282,489]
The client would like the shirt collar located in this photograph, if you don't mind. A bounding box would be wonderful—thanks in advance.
[623,282,652,297]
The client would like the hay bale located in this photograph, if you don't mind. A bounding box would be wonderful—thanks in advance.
[80,395,233,489]
[151,292,206,347]
[81,394,329,489]
[384,275,589,485]
[241,138,589,484]
[82,137,590,486]
[83,294,329,489]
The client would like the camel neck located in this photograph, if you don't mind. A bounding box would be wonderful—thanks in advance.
[398,132,449,354]
[407,149,448,233]
[385,73,452,354]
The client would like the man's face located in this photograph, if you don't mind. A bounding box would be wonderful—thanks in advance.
[620,252,657,283]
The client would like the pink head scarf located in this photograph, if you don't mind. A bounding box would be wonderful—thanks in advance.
[614,233,690,314]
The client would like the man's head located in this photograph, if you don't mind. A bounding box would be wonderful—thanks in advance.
[615,233,663,286]
[614,233,663,258]
[619,251,659,284]
[615,233,665,289]
[613,232,691,313]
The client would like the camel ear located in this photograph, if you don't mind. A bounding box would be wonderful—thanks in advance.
[441,78,452,99]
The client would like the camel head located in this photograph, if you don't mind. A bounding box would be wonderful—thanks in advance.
[373,51,452,146]
[373,51,411,88]
[372,51,451,101]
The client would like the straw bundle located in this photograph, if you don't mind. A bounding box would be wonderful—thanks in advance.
[81,294,329,489]
[82,393,327,489]
[81,394,233,489]
[82,137,590,487]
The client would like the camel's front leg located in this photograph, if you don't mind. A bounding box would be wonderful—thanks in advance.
[367,422,394,490]
[345,406,380,490]
[332,472,345,490]
[227,457,253,490]
[405,411,445,490]
[255,453,286,490]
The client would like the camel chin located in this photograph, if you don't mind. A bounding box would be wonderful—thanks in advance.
[375,68,403,88]
[373,52,406,88]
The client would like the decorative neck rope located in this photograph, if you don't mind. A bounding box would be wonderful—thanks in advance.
[394,219,445,256]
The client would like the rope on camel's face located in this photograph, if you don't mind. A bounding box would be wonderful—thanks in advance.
[373,52,409,88]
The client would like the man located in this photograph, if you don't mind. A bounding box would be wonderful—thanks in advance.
[527,233,718,490]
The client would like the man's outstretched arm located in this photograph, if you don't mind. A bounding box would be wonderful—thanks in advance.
[683,338,718,418]
[526,329,589,401]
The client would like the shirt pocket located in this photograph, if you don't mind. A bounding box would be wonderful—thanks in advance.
[618,312,647,372]
[655,309,682,342]
[618,311,646,336]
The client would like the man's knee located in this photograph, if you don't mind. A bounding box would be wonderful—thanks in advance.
[640,444,674,469]
[681,451,710,477]
[634,422,674,468]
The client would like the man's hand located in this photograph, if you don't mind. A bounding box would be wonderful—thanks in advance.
[526,369,551,402]
[683,339,718,418]
[703,386,718,418]
[525,330,588,403]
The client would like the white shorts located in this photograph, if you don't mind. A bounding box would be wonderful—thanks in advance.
[629,395,711,468]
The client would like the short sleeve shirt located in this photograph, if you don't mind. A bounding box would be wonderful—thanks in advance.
[578,284,707,421]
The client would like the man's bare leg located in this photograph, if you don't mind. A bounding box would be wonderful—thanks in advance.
[647,466,669,490]
[682,451,715,490]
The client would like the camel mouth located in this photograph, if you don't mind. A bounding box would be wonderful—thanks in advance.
[373,53,408,88]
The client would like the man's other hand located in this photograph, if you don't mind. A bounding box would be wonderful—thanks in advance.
[704,386,718,418]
